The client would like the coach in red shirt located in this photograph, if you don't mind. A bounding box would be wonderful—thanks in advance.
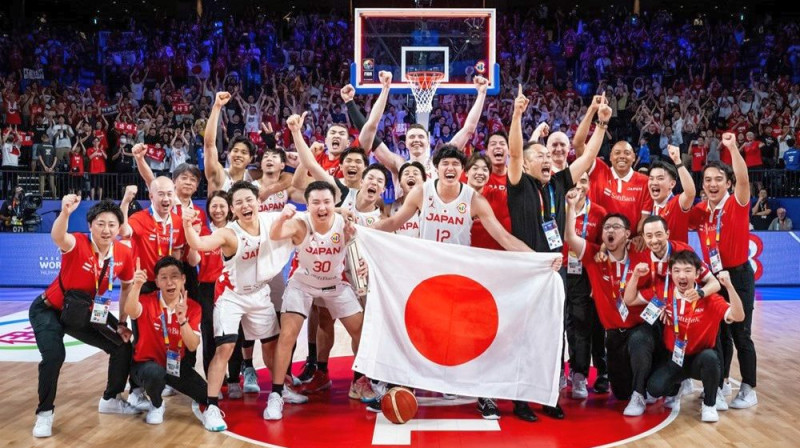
[126,256,204,425]
[30,197,140,438]
[689,133,758,409]
[645,146,696,242]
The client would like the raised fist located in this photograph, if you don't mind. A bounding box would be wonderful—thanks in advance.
[214,92,232,107]
[378,71,393,88]
[61,194,81,215]
[123,185,138,204]
[286,112,308,133]
[566,188,580,207]
[634,262,650,277]
[721,132,736,149]
[598,103,612,122]
[340,84,356,103]
[182,207,198,227]
[474,76,489,94]
[310,141,325,156]
[717,270,731,288]
[280,203,297,221]
[131,143,146,160]
[668,145,681,164]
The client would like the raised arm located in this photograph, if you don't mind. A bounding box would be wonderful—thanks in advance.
[472,194,533,253]
[450,76,489,151]
[269,204,305,244]
[667,145,696,210]
[564,189,586,254]
[51,194,80,252]
[569,101,611,183]
[181,207,236,254]
[722,132,750,205]
[358,71,392,151]
[204,92,231,191]
[258,172,294,201]
[372,185,423,232]
[718,271,745,323]
[624,263,651,307]
[131,143,156,187]
[288,112,336,185]
[508,84,530,186]
[572,94,604,156]
[124,258,148,320]
[342,84,405,174]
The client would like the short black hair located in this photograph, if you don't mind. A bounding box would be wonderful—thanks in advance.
[263,147,287,164]
[304,180,337,202]
[601,212,631,230]
[466,153,491,172]
[432,145,467,167]
[87,199,124,225]
[668,250,703,271]
[227,135,256,158]
[172,163,202,182]
[486,130,509,147]
[154,256,185,276]
[340,147,368,165]
[649,160,678,181]
[407,123,428,136]
[206,190,232,222]
[702,161,735,185]
[399,161,427,180]
[229,180,259,199]
[642,215,669,232]
[362,163,389,183]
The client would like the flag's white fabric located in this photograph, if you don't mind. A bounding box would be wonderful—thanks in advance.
[353,226,565,406]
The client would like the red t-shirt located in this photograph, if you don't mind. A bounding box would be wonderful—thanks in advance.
[197,225,224,284]
[87,147,106,174]
[651,195,690,243]
[471,181,510,251]
[662,290,729,355]
[720,143,733,166]
[315,150,343,178]
[588,162,652,235]
[128,210,186,280]
[580,242,649,330]
[562,199,606,267]
[743,141,763,167]
[644,240,711,288]
[69,152,84,175]
[690,144,707,172]
[43,233,135,309]
[689,194,750,268]
[132,291,201,365]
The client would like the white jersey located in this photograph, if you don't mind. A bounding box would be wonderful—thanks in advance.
[391,200,420,238]
[419,179,474,245]
[340,188,382,226]
[252,179,288,213]
[220,212,293,295]
[291,213,347,289]
[221,168,255,192]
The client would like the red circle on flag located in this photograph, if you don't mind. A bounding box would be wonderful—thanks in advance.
[404,274,498,366]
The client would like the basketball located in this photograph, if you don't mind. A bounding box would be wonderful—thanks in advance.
[380,387,418,424]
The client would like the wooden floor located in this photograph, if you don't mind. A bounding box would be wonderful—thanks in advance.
[3,301,799,448]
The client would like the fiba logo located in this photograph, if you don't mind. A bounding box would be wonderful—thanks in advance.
[366,217,375,225]
[362,59,374,71]
[475,60,487,75]
[277,191,285,199]
[457,203,467,214]
[331,233,341,244]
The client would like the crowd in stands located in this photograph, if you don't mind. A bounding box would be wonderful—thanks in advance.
[1,7,800,201]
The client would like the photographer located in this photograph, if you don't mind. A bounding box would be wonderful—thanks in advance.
[0,186,24,231]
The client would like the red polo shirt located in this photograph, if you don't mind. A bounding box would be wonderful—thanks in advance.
[471,175,510,251]
[588,161,652,235]
[197,225,224,284]
[661,289,729,355]
[128,210,186,280]
[689,193,750,269]
[43,233,135,309]
[651,194,690,243]
[132,291,201,365]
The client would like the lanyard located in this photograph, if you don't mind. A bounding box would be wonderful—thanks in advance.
[159,292,183,351]
[671,292,698,340]
[537,184,556,220]
[651,193,674,216]
[704,208,724,246]
[650,242,671,301]
[90,235,114,294]
[580,199,591,239]
[150,206,173,257]
[607,254,630,301]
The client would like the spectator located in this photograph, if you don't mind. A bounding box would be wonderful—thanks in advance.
[37,134,58,198]
[2,128,22,169]
[768,207,793,230]
[784,139,800,171]
[750,187,774,230]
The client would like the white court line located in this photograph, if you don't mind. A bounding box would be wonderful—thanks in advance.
[192,401,288,448]
[788,232,800,244]
[594,407,679,448]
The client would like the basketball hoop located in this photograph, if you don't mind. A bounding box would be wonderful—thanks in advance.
[405,71,445,114]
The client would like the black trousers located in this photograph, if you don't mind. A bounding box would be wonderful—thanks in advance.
[30,295,131,413]
[566,272,607,377]
[718,263,757,387]
[605,323,660,400]
[182,266,200,368]
[131,359,207,408]
[647,349,721,407]
[196,282,217,376]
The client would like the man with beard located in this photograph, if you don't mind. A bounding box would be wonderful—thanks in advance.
[506,86,609,422]
[645,146,696,242]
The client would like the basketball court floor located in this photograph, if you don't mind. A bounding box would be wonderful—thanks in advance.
[1,287,798,447]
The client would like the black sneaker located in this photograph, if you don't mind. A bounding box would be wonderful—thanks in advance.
[367,399,382,413]
[542,404,565,419]
[297,359,317,383]
[477,398,501,420]
[512,401,538,422]
[593,374,610,394]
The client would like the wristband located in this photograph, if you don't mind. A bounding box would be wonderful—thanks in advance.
[696,289,705,299]
[595,120,609,127]
[180,320,189,327]
[675,163,684,169]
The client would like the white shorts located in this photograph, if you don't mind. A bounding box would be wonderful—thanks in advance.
[214,287,279,342]
[282,279,362,320]
[269,274,286,312]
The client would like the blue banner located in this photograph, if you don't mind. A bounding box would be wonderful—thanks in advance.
[0,231,798,287]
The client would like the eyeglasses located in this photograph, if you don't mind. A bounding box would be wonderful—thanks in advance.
[603,224,626,231]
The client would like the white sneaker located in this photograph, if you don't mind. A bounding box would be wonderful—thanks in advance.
[99,396,142,414]
[127,387,151,412]
[701,404,719,422]
[623,391,646,416]
[146,403,165,425]
[721,380,732,396]
[645,392,658,404]
[442,393,458,400]
[679,379,695,397]
[264,392,284,420]
[243,367,261,393]
[715,388,729,411]
[32,410,53,438]
[730,384,758,409]
[203,405,227,432]
[571,373,588,399]
[282,386,309,404]
[663,395,681,410]
[227,383,243,399]
[372,381,389,397]
[161,385,176,397]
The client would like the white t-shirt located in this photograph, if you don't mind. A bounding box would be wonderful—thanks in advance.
[2,142,20,167]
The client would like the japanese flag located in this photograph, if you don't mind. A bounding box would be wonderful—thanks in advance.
[353,227,564,406]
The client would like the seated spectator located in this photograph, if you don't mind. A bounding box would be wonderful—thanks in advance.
[769,208,793,230]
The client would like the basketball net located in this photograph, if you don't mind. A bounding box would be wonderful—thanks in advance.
[406,71,444,127]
